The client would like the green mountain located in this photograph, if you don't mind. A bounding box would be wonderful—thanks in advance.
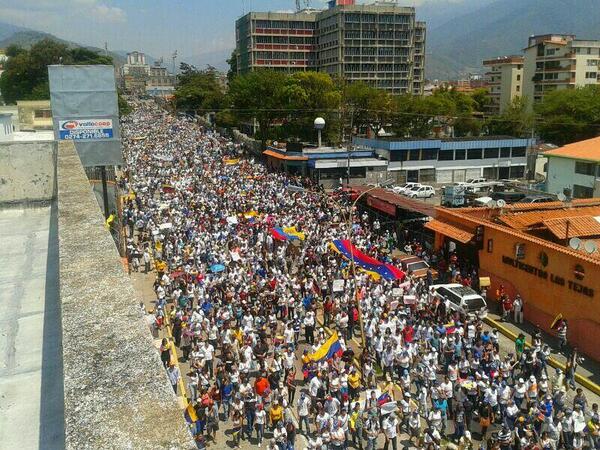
[426,0,600,80]
[0,27,126,65]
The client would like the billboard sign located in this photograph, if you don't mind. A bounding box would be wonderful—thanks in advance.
[59,119,114,140]
[48,65,122,166]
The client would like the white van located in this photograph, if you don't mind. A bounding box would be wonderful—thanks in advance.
[433,283,488,318]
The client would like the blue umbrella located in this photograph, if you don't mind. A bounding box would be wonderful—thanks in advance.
[210,264,226,273]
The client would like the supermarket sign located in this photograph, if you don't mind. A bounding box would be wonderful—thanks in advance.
[59,119,114,140]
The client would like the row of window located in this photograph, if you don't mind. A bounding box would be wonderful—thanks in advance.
[255,20,315,29]
[574,161,597,176]
[388,147,527,162]
[344,13,412,24]
[344,31,410,39]
[255,36,315,44]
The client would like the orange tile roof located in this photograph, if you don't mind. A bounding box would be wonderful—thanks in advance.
[424,219,474,244]
[436,206,600,264]
[262,149,308,161]
[542,216,600,239]
[543,136,600,161]
[497,206,600,230]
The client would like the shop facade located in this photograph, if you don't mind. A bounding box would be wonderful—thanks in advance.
[428,203,600,360]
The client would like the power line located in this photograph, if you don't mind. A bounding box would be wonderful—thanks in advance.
[182,106,600,129]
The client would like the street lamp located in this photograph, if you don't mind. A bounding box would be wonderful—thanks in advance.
[346,179,394,347]
[314,117,325,148]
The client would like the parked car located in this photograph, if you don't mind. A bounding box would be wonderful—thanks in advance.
[433,283,488,318]
[457,177,487,186]
[490,191,526,204]
[519,195,556,204]
[398,255,438,280]
[406,185,435,198]
[393,182,421,195]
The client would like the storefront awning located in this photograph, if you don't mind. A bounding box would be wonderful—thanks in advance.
[424,219,474,244]
[263,150,308,161]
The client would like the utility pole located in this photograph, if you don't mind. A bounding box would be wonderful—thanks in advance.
[172,50,178,76]
[104,42,108,57]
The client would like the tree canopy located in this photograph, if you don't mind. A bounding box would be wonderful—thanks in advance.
[535,85,600,145]
[174,63,225,113]
[0,38,113,104]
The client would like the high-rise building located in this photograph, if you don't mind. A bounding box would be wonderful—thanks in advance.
[235,1,426,94]
[522,34,600,109]
[482,56,523,114]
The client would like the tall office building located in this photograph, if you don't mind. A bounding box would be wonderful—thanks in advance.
[235,0,426,94]
[482,56,523,114]
[522,34,600,109]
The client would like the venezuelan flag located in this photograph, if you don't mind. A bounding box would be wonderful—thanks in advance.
[270,227,305,242]
[329,240,405,282]
[282,226,305,241]
[184,400,198,424]
[309,332,343,362]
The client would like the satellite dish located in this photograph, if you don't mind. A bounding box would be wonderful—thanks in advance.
[569,237,581,250]
[497,199,507,208]
[557,193,566,202]
[486,200,497,208]
[584,240,597,254]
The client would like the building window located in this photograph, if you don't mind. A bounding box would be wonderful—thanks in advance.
[516,85,520,92]
[438,150,453,161]
[483,167,498,179]
[500,147,511,158]
[575,161,596,176]
[484,148,499,159]
[454,149,466,160]
[586,72,597,79]
[517,74,521,81]
[573,184,594,198]
[421,148,438,160]
[511,147,526,158]
[467,148,483,160]
[509,165,525,178]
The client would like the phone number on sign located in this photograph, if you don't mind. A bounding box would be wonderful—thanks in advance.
[62,130,113,140]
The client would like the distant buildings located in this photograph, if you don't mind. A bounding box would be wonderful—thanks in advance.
[235,0,426,94]
[522,34,600,108]
[484,34,600,112]
[545,136,600,199]
[354,136,534,184]
[482,56,523,114]
[120,51,176,98]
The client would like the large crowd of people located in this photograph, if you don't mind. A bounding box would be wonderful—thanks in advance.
[120,102,599,450]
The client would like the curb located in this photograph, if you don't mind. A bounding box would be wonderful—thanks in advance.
[484,316,600,396]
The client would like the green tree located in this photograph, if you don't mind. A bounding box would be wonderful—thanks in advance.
[174,63,225,112]
[487,96,534,138]
[226,50,238,83]
[228,69,287,145]
[281,71,341,144]
[471,88,491,112]
[341,81,393,138]
[0,38,113,104]
[535,86,600,145]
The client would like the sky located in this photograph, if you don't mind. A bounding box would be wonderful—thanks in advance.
[0,0,473,67]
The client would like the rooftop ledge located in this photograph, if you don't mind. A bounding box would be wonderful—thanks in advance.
[57,141,194,449]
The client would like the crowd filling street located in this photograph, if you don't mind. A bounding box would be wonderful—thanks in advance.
[120,101,600,450]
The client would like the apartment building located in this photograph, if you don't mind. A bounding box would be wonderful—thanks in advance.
[522,34,600,109]
[236,11,318,73]
[235,0,426,94]
[482,56,523,114]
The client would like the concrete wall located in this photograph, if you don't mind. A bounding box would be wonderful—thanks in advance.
[56,141,195,450]
[0,140,57,204]
[546,156,595,196]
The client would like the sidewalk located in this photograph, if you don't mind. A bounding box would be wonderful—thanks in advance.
[484,311,600,394]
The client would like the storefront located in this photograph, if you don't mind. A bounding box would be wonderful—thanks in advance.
[427,201,600,360]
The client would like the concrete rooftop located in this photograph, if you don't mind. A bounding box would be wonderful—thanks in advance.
[0,205,64,449]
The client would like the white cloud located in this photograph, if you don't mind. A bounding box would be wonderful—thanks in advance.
[92,4,127,23]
